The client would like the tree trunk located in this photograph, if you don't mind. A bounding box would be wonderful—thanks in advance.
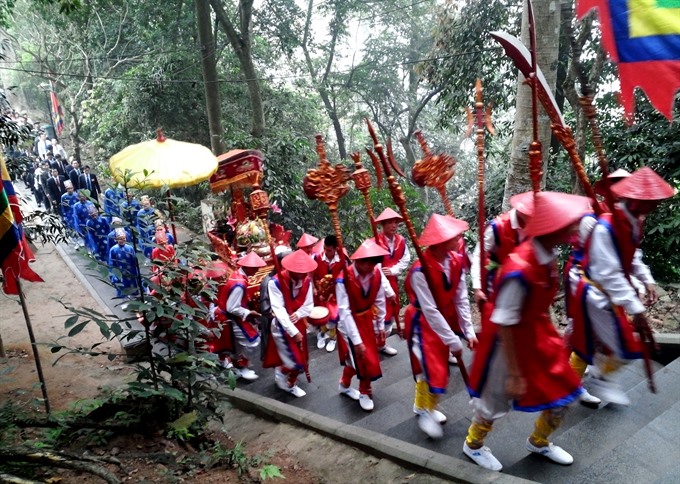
[319,89,346,159]
[195,0,225,155]
[209,0,265,138]
[502,0,561,209]
[68,103,82,163]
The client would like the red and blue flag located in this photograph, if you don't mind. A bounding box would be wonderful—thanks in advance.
[578,0,680,120]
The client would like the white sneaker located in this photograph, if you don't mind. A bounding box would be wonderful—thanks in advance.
[413,404,447,424]
[236,367,259,381]
[359,394,374,411]
[316,332,328,349]
[338,384,361,401]
[448,354,458,365]
[590,377,630,406]
[418,410,443,439]
[325,339,337,352]
[579,388,601,409]
[220,358,233,370]
[379,345,398,356]
[526,439,573,465]
[287,385,306,398]
[463,443,502,472]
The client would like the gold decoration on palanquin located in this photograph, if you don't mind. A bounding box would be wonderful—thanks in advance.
[412,130,456,216]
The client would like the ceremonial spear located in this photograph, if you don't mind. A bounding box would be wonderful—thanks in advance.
[350,152,380,240]
[465,79,495,308]
[411,130,456,217]
[365,118,469,386]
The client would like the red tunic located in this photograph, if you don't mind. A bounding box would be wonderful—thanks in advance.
[403,249,464,393]
[468,241,582,411]
[336,266,383,381]
[213,271,259,353]
[480,213,520,328]
[312,254,345,324]
[375,233,406,322]
[262,270,312,369]
[567,210,643,363]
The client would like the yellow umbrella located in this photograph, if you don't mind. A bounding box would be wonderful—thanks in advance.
[109,129,218,189]
[109,129,218,242]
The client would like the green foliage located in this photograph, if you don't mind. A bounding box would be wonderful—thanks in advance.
[261,464,285,480]
[597,92,680,281]
[424,0,521,130]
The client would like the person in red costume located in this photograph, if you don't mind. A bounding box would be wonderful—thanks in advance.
[372,207,410,356]
[313,235,347,352]
[296,232,319,255]
[214,251,266,380]
[404,214,477,439]
[262,249,317,397]
[470,191,533,321]
[151,227,176,277]
[463,192,591,472]
[566,167,674,407]
[335,239,389,411]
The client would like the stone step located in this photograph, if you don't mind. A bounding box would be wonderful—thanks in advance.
[503,357,680,482]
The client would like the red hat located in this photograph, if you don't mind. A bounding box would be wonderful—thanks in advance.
[509,191,535,216]
[418,214,469,246]
[524,192,591,237]
[238,251,267,268]
[350,239,390,260]
[608,168,631,179]
[375,207,403,223]
[297,233,319,248]
[611,167,676,201]
[282,249,318,273]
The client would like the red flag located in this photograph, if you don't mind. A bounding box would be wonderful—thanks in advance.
[50,81,65,136]
[1,154,43,295]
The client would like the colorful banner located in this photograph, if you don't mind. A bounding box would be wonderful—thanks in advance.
[50,81,64,136]
[577,0,680,120]
[0,154,42,295]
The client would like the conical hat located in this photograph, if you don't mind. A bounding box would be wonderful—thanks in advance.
[375,207,403,223]
[297,233,319,248]
[282,249,318,273]
[238,251,267,268]
[524,192,592,237]
[350,239,390,260]
[509,191,535,216]
[418,214,469,246]
[608,168,631,179]
[611,167,676,200]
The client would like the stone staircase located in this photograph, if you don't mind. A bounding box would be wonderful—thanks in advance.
[245,333,680,483]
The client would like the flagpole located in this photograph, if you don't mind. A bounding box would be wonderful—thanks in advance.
[42,87,58,143]
[15,275,51,415]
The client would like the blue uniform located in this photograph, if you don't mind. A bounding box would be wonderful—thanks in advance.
[60,192,78,230]
[107,227,133,255]
[73,200,95,239]
[86,216,111,262]
[103,188,124,221]
[108,243,139,298]
[137,207,156,258]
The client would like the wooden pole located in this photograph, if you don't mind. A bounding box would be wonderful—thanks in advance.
[350,152,379,240]
[15,276,50,415]
[366,119,469,387]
